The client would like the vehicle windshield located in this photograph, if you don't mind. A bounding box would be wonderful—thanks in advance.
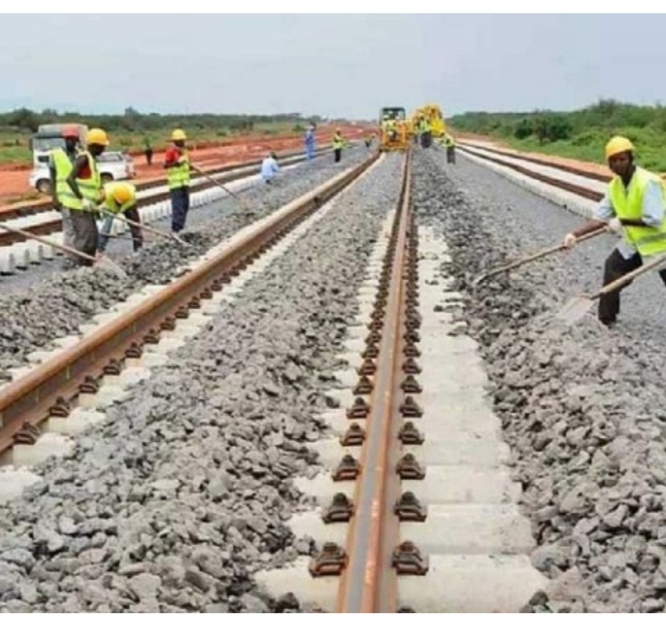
[381,109,406,121]
[32,136,65,152]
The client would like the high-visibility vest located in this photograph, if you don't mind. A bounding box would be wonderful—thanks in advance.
[167,149,191,189]
[333,134,343,149]
[609,166,666,257]
[59,151,101,211]
[50,147,78,203]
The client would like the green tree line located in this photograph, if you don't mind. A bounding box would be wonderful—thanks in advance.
[447,99,666,170]
[0,106,324,134]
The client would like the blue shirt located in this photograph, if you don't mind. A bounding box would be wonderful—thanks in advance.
[594,175,665,259]
[261,157,279,181]
[305,129,314,146]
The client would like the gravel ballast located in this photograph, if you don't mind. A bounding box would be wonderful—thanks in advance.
[0,146,372,383]
[413,146,666,613]
[0,152,404,613]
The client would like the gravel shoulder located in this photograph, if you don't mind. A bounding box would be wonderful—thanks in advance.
[413,146,666,613]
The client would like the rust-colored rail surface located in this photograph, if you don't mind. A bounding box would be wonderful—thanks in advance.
[458,144,604,202]
[309,150,428,612]
[0,151,379,456]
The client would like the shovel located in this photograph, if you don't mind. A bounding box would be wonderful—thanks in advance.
[473,227,607,287]
[190,163,256,212]
[556,252,666,325]
[0,221,128,279]
[96,207,191,247]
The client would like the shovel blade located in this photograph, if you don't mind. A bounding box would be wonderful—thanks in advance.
[555,295,594,325]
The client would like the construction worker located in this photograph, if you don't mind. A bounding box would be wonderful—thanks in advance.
[98,181,143,255]
[163,129,190,234]
[62,127,108,265]
[305,124,316,161]
[444,133,456,164]
[420,117,432,149]
[333,129,344,163]
[562,136,666,328]
[143,135,153,166]
[260,151,280,184]
[49,125,80,264]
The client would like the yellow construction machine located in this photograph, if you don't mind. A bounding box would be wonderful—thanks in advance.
[421,103,446,138]
[379,107,408,151]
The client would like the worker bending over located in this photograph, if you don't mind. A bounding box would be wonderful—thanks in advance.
[563,136,666,327]
[63,128,109,265]
[98,182,143,255]
[164,129,191,234]
[261,152,280,184]
[49,125,80,264]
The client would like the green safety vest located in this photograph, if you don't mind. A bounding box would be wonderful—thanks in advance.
[445,135,456,147]
[58,151,101,211]
[609,166,666,257]
[50,148,78,204]
[333,134,343,149]
[167,150,191,189]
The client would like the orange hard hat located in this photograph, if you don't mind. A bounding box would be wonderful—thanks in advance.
[62,125,80,139]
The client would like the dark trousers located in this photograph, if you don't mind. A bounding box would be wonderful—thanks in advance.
[447,146,456,163]
[170,186,190,233]
[420,131,432,148]
[98,206,144,253]
[145,149,153,166]
[599,248,666,324]
[70,209,98,265]
[334,148,342,163]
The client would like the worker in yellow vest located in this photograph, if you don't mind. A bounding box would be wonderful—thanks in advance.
[563,136,666,327]
[49,125,80,265]
[164,129,191,234]
[62,127,109,265]
[97,182,143,255]
[333,129,344,163]
[444,133,456,164]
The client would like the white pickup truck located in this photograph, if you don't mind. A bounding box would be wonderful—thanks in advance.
[29,151,136,195]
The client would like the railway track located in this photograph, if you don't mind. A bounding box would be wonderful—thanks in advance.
[0,151,379,464]
[457,141,605,203]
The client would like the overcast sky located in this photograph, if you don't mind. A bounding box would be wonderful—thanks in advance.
[1,13,665,119]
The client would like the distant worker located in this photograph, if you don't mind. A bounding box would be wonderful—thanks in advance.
[63,127,109,265]
[420,117,432,149]
[562,136,666,328]
[97,181,143,256]
[49,125,80,265]
[444,133,456,164]
[143,135,153,166]
[163,129,191,234]
[333,129,344,163]
[305,124,316,161]
[260,152,280,184]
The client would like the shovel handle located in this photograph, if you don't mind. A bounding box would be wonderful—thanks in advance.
[97,207,176,242]
[480,227,607,281]
[0,220,96,262]
[592,253,666,299]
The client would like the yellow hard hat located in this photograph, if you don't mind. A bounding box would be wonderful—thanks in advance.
[171,129,187,141]
[86,128,109,146]
[109,183,135,205]
[605,136,635,160]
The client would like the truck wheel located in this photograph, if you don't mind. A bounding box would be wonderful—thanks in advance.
[101,173,113,183]
[36,179,52,194]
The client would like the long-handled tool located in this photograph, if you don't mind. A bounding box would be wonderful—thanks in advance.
[96,207,191,247]
[556,253,666,325]
[0,221,127,279]
[473,227,607,287]
[190,163,256,212]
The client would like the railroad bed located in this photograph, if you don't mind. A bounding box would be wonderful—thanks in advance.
[0,144,665,613]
